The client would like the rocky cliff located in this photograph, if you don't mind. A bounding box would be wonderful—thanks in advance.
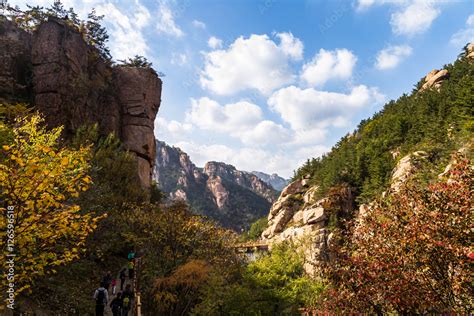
[251,171,289,191]
[0,17,162,187]
[262,151,432,274]
[153,140,278,230]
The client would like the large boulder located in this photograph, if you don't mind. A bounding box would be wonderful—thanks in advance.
[421,69,449,91]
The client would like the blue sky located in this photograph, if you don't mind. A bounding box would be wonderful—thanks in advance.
[10,0,474,177]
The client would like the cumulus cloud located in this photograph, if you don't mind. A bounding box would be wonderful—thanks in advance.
[155,117,193,141]
[156,1,184,37]
[355,0,441,36]
[375,44,412,70]
[275,32,304,60]
[192,20,206,29]
[300,48,357,87]
[200,33,303,95]
[450,14,474,46]
[268,85,384,131]
[391,0,440,36]
[185,97,291,146]
[208,36,223,49]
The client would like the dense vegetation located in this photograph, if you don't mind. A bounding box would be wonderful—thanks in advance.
[293,49,473,203]
[320,155,473,313]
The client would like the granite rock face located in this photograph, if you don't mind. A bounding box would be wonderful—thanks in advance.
[421,69,449,91]
[1,18,162,188]
[153,140,278,230]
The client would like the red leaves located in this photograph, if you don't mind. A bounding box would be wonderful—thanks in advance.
[319,154,473,313]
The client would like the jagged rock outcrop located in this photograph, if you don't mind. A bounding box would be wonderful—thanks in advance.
[467,43,474,59]
[0,17,162,187]
[153,140,278,230]
[421,69,449,91]
[252,171,289,191]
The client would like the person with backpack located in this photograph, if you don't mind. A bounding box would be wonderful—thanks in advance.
[127,259,135,280]
[119,268,127,291]
[122,284,134,316]
[93,282,109,316]
[110,291,123,316]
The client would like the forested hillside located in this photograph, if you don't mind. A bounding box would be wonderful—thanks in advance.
[293,47,473,203]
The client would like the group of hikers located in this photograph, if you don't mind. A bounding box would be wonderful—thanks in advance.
[93,251,137,316]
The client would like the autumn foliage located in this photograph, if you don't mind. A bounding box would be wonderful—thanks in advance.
[320,154,473,313]
[0,115,100,298]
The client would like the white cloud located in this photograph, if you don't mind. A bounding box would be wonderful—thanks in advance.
[185,97,292,146]
[390,0,440,36]
[268,85,384,131]
[300,48,357,87]
[171,53,188,66]
[355,0,441,36]
[208,36,223,49]
[192,20,206,29]
[275,32,304,60]
[239,120,292,146]
[156,1,184,37]
[200,33,302,95]
[375,44,412,70]
[450,14,474,46]
[186,97,263,132]
[155,117,193,141]
[95,2,150,60]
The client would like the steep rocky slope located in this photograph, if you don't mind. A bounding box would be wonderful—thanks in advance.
[0,17,162,187]
[153,140,278,230]
[251,171,289,191]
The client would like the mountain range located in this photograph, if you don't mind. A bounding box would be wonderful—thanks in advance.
[153,140,282,230]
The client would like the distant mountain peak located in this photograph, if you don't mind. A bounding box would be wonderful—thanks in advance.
[251,171,289,191]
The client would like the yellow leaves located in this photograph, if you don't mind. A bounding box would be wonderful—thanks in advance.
[0,114,99,297]
[2,145,10,150]
[61,156,69,166]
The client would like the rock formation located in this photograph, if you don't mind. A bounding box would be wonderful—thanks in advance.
[153,140,278,230]
[421,69,449,91]
[262,151,429,274]
[0,17,162,188]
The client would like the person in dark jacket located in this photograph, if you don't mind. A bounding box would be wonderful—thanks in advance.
[110,292,123,316]
[122,284,134,316]
[119,268,127,290]
[93,282,109,316]
[102,271,113,291]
